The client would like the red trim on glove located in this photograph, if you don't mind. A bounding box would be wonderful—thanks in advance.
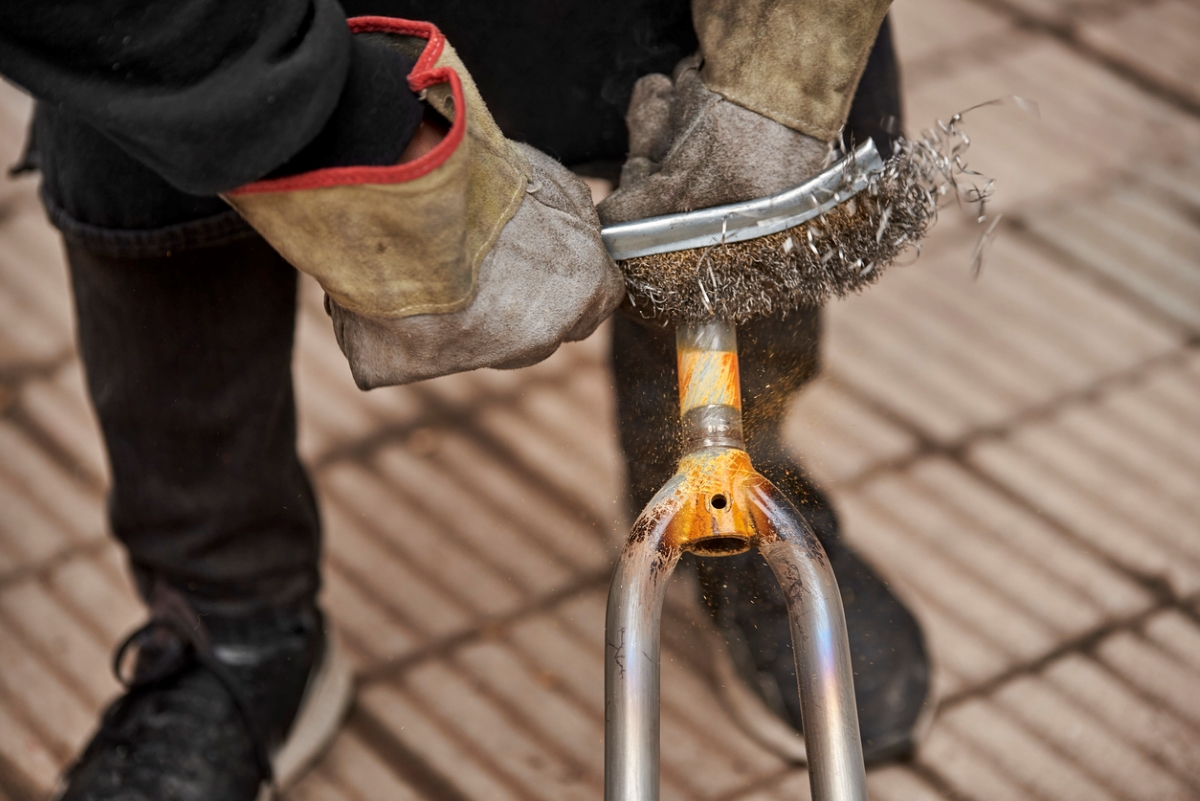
[228,17,465,196]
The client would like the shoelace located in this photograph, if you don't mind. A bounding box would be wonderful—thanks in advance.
[69,609,283,799]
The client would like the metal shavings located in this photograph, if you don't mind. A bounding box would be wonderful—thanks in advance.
[616,107,1000,324]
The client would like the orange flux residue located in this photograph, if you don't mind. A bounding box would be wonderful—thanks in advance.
[660,448,772,551]
[677,348,741,414]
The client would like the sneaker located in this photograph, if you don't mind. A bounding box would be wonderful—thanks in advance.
[694,460,933,765]
[55,584,354,801]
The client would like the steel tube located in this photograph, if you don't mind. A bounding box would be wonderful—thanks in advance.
[605,505,683,801]
[753,485,868,801]
[604,315,866,801]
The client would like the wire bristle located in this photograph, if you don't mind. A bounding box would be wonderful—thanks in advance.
[618,113,993,324]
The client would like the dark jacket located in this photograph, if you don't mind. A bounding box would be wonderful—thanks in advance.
[1,1,895,256]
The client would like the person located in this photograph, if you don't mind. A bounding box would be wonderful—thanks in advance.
[0,2,929,798]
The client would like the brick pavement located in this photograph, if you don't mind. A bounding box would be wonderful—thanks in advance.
[1,0,1199,798]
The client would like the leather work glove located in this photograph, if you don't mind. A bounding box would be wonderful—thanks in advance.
[598,0,891,225]
[225,17,623,389]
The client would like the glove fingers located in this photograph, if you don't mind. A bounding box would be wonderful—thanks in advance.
[625,72,675,163]
[330,146,623,388]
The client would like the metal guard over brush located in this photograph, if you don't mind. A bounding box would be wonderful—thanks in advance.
[601,140,882,261]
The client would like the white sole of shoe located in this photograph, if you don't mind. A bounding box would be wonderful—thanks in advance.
[257,630,355,800]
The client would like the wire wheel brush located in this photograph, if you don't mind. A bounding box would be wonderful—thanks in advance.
[601,113,993,324]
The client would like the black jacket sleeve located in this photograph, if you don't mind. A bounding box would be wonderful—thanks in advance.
[0,0,423,195]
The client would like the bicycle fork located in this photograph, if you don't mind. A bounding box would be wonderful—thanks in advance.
[604,318,868,801]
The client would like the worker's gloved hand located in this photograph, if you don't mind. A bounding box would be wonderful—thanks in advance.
[326,143,620,386]
[600,0,891,225]
[597,56,831,225]
[225,18,622,388]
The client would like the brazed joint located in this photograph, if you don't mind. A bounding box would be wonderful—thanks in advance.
[681,405,744,452]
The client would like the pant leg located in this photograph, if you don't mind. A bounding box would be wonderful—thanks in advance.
[66,235,321,617]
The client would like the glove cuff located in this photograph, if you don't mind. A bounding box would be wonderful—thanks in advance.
[224,17,529,319]
[693,0,891,141]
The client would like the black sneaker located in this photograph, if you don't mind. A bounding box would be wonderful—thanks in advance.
[55,583,353,801]
[694,460,933,765]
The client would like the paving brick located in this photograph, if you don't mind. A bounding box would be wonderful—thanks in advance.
[0,579,118,708]
[292,320,408,464]
[838,486,1058,660]
[1057,401,1200,517]
[837,494,1014,691]
[45,548,143,645]
[308,727,424,801]
[1142,609,1200,673]
[863,461,1112,636]
[866,765,952,801]
[509,613,606,711]
[1096,631,1200,730]
[1023,181,1200,332]
[519,382,615,480]
[917,719,1033,801]
[2,5,1199,796]
[0,207,75,368]
[995,673,1195,800]
[729,769,812,801]
[968,435,1200,594]
[288,767,359,801]
[904,33,1200,214]
[994,0,1128,26]
[373,445,578,597]
[321,460,527,619]
[910,457,1149,616]
[16,361,109,488]
[903,600,989,699]
[1079,0,1200,110]
[0,282,67,368]
[1043,653,1200,790]
[0,700,59,795]
[0,616,94,760]
[939,698,1122,801]
[1143,354,1200,432]
[321,561,417,668]
[1098,380,1200,476]
[1003,420,1200,571]
[967,354,1200,594]
[1142,147,1200,213]
[455,639,605,783]
[0,477,65,572]
[0,84,33,208]
[781,378,920,486]
[395,662,598,801]
[891,0,1014,65]
[429,430,613,573]
[474,396,617,523]
[359,682,525,801]
[827,227,1177,443]
[0,422,105,550]
[318,492,475,641]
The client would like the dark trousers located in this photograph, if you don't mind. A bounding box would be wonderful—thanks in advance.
[67,238,321,616]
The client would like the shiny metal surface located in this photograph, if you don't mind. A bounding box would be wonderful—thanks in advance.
[604,316,868,801]
[605,503,683,801]
[678,320,744,451]
[756,487,868,801]
[600,141,883,261]
[680,405,744,451]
